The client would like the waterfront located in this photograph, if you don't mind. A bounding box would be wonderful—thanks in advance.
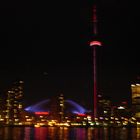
[0,127,140,140]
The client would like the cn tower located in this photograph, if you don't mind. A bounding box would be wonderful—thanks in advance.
[90,5,102,119]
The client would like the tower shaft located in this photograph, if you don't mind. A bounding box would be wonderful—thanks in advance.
[93,46,97,118]
[90,5,102,119]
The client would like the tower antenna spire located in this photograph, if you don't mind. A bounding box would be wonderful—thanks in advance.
[90,4,102,119]
[93,5,97,35]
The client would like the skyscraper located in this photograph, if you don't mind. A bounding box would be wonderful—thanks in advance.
[5,80,24,125]
[59,94,65,122]
[131,84,140,118]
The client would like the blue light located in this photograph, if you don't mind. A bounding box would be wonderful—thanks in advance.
[25,99,50,112]
[65,100,87,114]
[25,99,89,115]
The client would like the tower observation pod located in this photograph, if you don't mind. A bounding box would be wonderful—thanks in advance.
[90,5,102,119]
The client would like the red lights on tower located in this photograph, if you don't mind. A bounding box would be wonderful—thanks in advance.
[90,4,102,119]
[90,41,102,46]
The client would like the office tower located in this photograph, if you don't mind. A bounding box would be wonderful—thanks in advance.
[98,95,111,118]
[5,80,24,125]
[59,94,65,122]
[131,84,140,118]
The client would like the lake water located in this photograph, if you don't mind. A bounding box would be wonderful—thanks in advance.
[0,127,140,140]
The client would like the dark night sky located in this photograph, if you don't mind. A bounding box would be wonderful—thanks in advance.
[0,1,139,109]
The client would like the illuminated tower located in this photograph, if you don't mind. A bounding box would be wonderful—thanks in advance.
[131,84,140,118]
[5,80,24,125]
[90,5,102,119]
[59,94,65,122]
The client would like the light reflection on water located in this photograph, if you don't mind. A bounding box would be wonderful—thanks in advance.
[0,127,140,140]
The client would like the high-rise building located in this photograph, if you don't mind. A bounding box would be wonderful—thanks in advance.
[5,80,24,125]
[0,93,5,124]
[98,95,111,118]
[131,84,140,118]
[59,94,65,122]
[49,94,65,122]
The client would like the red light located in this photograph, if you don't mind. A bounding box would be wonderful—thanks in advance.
[77,113,86,117]
[90,41,102,46]
[122,101,127,104]
[112,106,117,108]
[35,112,49,115]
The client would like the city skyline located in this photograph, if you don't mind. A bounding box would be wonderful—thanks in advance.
[0,1,138,108]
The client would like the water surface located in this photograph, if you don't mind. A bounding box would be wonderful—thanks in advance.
[0,127,140,140]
